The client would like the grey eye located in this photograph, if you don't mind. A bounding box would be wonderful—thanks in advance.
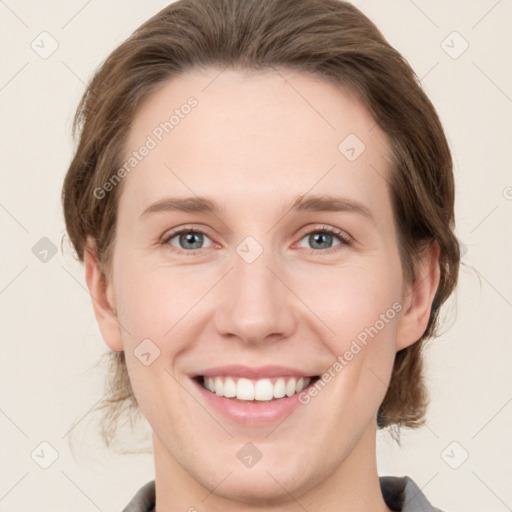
[167,231,213,250]
[298,231,342,250]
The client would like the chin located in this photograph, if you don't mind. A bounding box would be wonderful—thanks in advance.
[203,469,307,506]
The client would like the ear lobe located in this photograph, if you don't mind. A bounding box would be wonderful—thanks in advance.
[84,237,123,352]
[395,241,441,352]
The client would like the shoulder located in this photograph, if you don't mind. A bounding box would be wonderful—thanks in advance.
[380,475,445,512]
[122,480,155,512]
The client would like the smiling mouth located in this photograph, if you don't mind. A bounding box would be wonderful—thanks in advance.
[195,375,320,402]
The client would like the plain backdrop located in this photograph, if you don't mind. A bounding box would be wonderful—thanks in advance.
[1,1,511,511]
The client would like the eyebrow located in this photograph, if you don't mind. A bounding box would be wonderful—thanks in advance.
[140,193,374,222]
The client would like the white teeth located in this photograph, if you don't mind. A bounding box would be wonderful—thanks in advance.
[203,376,312,401]
[236,378,254,400]
[223,377,236,398]
[273,377,286,398]
[214,377,223,396]
[285,378,296,397]
[254,378,274,401]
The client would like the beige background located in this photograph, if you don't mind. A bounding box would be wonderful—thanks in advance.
[1,1,511,510]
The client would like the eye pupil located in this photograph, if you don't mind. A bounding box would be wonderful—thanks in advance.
[181,232,203,249]
[310,232,333,249]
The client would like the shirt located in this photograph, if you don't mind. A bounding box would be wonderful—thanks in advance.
[122,476,444,511]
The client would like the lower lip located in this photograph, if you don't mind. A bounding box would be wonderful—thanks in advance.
[192,378,313,425]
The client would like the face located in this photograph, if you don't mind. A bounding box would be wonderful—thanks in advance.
[89,67,433,503]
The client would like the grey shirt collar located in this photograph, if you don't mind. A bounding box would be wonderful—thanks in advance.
[122,476,443,512]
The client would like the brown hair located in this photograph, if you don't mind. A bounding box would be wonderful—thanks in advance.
[62,0,459,447]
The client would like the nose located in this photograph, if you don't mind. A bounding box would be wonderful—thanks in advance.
[213,242,298,346]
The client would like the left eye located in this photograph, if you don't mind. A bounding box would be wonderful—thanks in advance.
[297,228,345,251]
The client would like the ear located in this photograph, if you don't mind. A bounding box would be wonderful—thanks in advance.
[395,240,441,351]
[84,237,123,352]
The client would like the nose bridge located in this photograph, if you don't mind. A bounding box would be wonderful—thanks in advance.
[214,234,297,343]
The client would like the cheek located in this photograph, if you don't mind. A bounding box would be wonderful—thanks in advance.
[113,258,206,347]
[114,264,202,424]
[292,258,402,403]
[290,255,403,340]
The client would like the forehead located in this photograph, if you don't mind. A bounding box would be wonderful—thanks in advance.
[119,67,392,217]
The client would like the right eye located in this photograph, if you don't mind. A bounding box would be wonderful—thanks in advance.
[163,228,215,253]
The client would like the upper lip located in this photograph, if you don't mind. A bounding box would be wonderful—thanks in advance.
[190,365,317,379]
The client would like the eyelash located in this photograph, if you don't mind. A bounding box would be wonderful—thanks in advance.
[161,224,351,256]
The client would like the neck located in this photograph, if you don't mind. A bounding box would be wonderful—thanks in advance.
[152,421,391,512]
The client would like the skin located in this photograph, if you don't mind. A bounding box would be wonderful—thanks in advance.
[85,67,440,512]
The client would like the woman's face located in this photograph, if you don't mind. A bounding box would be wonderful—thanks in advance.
[90,68,434,503]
